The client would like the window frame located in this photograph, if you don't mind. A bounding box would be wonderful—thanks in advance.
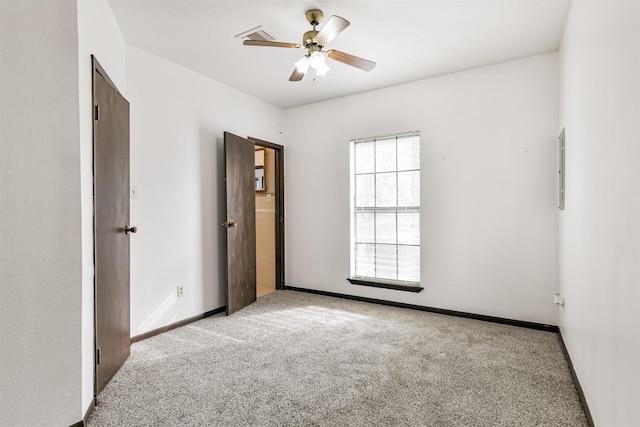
[348,131,422,292]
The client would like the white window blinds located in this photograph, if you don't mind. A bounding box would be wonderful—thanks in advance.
[350,131,420,284]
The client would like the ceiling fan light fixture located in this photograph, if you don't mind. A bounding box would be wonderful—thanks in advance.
[295,55,310,73]
[309,51,330,77]
[309,51,326,68]
[314,61,330,77]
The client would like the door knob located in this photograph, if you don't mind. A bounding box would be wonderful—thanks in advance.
[221,221,237,228]
[125,225,138,234]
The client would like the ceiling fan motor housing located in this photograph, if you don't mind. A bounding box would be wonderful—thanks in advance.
[304,9,324,49]
[303,30,322,49]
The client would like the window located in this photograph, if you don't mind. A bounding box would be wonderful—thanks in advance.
[349,131,421,290]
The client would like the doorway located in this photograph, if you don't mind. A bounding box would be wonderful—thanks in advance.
[250,138,285,296]
[254,146,276,297]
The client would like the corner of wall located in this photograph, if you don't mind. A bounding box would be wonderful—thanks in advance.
[557,2,640,425]
[77,0,128,418]
[1,0,83,424]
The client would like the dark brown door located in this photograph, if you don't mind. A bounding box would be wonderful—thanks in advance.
[93,58,131,395]
[224,132,257,315]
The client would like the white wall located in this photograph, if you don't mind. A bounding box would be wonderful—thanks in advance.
[284,53,559,325]
[127,46,284,336]
[559,2,640,425]
[0,1,83,425]
[77,0,127,416]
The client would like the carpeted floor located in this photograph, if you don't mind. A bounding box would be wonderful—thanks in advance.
[88,290,588,426]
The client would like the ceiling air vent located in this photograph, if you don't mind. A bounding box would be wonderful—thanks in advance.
[235,26,275,42]
[246,30,275,41]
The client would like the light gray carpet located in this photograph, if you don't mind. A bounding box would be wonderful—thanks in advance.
[88,290,587,426]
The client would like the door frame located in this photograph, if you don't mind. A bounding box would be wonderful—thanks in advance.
[91,55,129,402]
[249,137,285,290]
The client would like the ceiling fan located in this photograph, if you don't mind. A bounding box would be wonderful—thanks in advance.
[243,9,376,81]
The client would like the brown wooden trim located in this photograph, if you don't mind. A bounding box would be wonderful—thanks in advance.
[275,147,284,290]
[248,137,285,290]
[247,137,283,151]
[347,278,424,292]
[91,55,100,405]
[557,332,595,427]
[284,286,559,332]
[276,147,284,290]
[130,306,226,343]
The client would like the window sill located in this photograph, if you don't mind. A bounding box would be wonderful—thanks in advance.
[347,278,424,293]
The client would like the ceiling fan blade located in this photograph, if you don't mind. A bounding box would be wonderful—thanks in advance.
[316,15,350,45]
[327,50,376,71]
[243,40,301,49]
[289,67,305,82]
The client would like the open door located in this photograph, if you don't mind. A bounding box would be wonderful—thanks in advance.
[93,57,132,396]
[223,132,257,315]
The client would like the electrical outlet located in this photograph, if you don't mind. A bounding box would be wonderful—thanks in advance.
[554,293,564,306]
[177,286,184,298]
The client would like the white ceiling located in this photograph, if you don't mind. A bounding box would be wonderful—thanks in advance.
[108,0,571,109]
